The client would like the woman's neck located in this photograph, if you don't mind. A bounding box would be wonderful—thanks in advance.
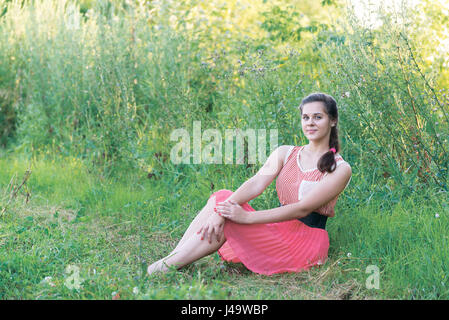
[304,143,330,157]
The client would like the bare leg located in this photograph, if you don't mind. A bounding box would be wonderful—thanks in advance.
[173,195,217,252]
[148,229,226,274]
[147,195,223,275]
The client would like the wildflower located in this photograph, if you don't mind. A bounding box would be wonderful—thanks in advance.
[133,287,139,294]
[345,91,350,98]
[347,252,352,258]
[435,213,440,218]
[40,276,56,287]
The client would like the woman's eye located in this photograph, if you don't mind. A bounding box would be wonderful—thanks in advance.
[303,116,321,120]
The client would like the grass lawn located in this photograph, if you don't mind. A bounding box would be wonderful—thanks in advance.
[0,154,448,299]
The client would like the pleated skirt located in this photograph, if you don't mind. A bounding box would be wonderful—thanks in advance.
[211,189,329,275]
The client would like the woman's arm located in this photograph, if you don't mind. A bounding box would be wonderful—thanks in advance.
[198,146,291,243]
[219,145,291,205]
[219,163,352,224]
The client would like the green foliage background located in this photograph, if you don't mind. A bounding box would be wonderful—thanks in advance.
[1,0,447,189]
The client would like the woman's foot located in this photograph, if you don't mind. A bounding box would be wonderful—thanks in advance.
[147,259,169,276]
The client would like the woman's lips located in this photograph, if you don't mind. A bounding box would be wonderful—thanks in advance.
[307,130,317,133]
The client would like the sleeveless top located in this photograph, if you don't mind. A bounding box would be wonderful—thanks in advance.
[275,145,351,218]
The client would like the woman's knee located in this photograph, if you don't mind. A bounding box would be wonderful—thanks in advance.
[210,189,233,203]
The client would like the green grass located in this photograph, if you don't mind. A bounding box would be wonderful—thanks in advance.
[1,154,448,299]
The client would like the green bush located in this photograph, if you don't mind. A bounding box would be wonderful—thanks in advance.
[315,6,449,193]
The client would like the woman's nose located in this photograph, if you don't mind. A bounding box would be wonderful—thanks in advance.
[306,118,316,124]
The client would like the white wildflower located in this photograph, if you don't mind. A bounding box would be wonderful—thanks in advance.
[40,276,56,287]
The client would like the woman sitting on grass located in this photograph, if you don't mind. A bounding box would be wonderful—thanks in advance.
[148,92,352,276]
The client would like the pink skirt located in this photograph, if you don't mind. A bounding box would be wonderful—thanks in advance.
[211,189,329,275]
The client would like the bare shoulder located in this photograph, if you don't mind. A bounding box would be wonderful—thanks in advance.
[278,144,295,161]
[329,161,352,190]
[264,145,292,164]
[278,144,295,152]
[338,161,352,174]
[249,145,295,195]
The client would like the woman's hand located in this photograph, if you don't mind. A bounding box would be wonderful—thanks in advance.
[197,210,225,244]
[216,200,252,224]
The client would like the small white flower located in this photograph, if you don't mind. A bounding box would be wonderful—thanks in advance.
[435,213,440,218]
[41,276,56,287]
[133,287,139,295]
[345,91,350,97]
[111,291,117,296]
[347,252,352,258]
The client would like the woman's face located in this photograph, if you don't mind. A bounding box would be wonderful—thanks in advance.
[301,101,336,142]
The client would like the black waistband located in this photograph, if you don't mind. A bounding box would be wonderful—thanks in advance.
[279,203,327,230]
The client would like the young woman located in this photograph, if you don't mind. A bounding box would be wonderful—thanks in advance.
[147,92,352,276]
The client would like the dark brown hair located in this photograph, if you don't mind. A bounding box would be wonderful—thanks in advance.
[299,92,340,174]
